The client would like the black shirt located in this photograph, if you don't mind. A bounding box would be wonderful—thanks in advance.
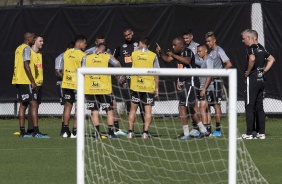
[177,47,198,84]
[113,39,139,68]
[246,43,270,79]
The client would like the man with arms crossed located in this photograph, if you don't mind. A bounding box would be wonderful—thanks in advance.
[113,28,146,128]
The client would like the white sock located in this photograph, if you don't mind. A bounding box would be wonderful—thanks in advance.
[197,122,207,133]
[183,125,189,136]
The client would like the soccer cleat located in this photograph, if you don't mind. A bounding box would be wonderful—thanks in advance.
[177,132,184,139]
[20,133,33,138]
[198,131,211,139]
[190,129,200,137]
[114,129,128,136]
[70,133,77,138]
[108,134,118,139]
[127,132,134,139]
[92,132,101,139]
[256,133,266,139]
[33,133,50,138]
[212,131,222,137]
[142,132,151,139]
[179,135,191,140]
[241,134,253,139]
[62,132,70,138]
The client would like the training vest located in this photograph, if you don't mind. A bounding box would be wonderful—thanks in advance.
[31,50,43,86]
[12,44,35,84]
[130,50,156,92]
[62,49,85,90]
[84,53,112,95]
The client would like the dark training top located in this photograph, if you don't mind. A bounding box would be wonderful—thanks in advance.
[113,39,139,68]
[176,47,199,86]
[246,43,270,80]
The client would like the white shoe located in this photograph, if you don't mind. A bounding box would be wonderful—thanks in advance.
[70,133,77,138]
[257,133,266,139]
[242,134,253,139]
[62,132,69,138]
[189,129,198,134]
[189,129,200,137]
[142,132,150,139]
[114,129,128,136]
[127,132,134,139]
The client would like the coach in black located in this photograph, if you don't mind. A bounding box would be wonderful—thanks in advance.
[241,29,275,140]
[156,37,209,139]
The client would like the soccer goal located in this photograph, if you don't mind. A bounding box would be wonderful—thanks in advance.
[76,68,267,184]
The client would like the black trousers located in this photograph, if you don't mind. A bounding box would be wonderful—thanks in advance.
[245,77,265,135]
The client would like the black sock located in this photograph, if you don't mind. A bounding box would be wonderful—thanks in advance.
[216,122,221,131]
[72,127,77,135]
[27,129,34,134]
[108,125,114,135]
[93,125,100,137]
[128,130,133,133]
[144,131,149,134]
[205,124,211,133]
[95,125,100,133]
[63,125,69,133]
[192,122,199,130]
[114,121,119,130]
[20,127,25,134]
[33,126,39,134]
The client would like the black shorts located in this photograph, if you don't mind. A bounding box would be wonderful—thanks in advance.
[16,84,42,104]
[197,90,216,105]
[213,78,222,104]
[178,82,198,107]
[62,88,76,105]
[131,91,155,106]
[85,94,113,111]
[56,81,64,105]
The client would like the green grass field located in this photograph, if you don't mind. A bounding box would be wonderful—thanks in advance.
[0,115,281,184]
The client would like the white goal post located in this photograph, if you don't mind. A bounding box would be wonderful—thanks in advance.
[76,68,237,184]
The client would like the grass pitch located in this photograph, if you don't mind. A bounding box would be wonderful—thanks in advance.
[0,115,281,184]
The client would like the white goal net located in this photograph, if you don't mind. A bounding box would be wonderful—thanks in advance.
[76,68,267,184]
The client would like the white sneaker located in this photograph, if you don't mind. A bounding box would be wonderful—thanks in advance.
[127,132,134,139]
[189,129,200,137]
[62,132,69,138]
[242,134,253,139]
[114,129,128,136]
[257,133,266,139]
[189,129,199,135]
[142,132,150,139]
[70,133,77,138]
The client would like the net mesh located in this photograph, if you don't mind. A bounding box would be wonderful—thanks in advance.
[81,74,267,184]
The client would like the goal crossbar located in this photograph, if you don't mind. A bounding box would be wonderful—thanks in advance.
[76,68,237,184]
